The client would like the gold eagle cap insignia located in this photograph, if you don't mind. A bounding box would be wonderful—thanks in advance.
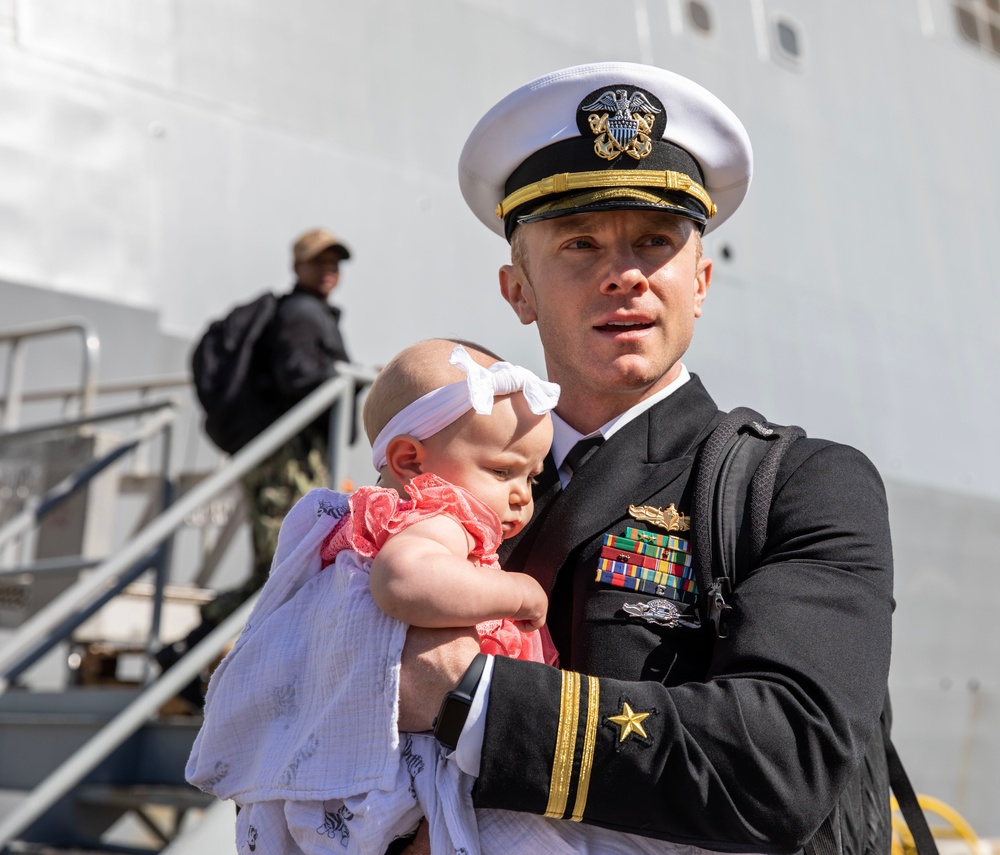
[580,88,661,162]
[628,503,691,532]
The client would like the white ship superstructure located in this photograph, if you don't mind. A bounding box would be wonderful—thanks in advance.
[1,1,998,850]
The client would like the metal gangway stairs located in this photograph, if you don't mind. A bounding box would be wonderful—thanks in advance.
[0,319,376,853]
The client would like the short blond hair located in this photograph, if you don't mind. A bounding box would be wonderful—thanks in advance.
[363,338,503,445]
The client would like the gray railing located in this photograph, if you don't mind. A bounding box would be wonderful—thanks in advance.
[0,395,181,694]
[1,373,191,409]
[0,398,179,560]
[0,595,257,844]
[0,319,101,430]
[0,362,376,847]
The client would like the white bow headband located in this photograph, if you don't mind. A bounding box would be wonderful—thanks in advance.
[371,345,560,470]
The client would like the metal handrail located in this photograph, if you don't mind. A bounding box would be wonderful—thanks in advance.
[0,396,179,684]
[0,397,180,444]
[0,555,103,578]
[0,594,258,845]
[4,544,167,686]
[0,319,100,430]
[0,401,178,555]
[0,373,191,410]
[0,362,375,849]
[0,363,375,686]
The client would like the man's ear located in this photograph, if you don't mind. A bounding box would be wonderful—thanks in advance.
[385,435,425,483]
[693,256,712,318]
[499,264,538,325]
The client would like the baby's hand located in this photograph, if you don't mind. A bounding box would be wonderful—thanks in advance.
[509,572,548,630]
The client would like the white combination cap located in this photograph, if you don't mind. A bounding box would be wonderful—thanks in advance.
[459,61,753,240]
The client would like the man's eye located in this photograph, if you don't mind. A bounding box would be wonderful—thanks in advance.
[567,239,593,249]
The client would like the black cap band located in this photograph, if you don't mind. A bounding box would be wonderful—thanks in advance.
[502,137,709,239]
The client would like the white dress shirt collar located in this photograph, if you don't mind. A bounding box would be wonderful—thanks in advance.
[551,365,691,479]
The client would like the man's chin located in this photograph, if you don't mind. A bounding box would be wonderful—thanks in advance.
[601,357,672,389]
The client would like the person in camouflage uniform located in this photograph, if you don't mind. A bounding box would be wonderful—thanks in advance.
[202,430,331,625]
[160,229,352,704]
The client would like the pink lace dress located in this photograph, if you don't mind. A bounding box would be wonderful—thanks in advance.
[319,473,555,663]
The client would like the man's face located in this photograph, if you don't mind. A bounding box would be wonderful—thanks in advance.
[499,209,711,431]
[294,246,345,299]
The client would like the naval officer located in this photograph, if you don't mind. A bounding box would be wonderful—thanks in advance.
[398,62,893,853]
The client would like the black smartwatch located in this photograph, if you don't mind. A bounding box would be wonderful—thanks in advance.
[432,653,488,751]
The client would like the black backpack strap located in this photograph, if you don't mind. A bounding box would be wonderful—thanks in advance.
[746,424,805,560]
[886,737,940,855]
[698,408,938,855]
[692,407,797,637]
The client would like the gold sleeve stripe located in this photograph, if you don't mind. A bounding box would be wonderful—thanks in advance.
[495,169,717,220]
[544,669,581,819]
[570,674,600,822]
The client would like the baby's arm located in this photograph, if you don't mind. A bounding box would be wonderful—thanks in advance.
[368,514,546,630]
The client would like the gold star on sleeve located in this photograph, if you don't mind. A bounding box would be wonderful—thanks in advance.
[608,702,651,743]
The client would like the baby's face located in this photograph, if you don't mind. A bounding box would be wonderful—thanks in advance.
[419,395,553,539]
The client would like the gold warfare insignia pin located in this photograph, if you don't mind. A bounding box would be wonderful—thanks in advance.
[579,87,662,162]
[608,701,651,743]
[628,503,691,532]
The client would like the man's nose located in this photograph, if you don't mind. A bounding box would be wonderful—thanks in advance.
[598,247,649,295]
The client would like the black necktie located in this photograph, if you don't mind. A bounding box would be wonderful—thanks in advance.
[562,435,604,477]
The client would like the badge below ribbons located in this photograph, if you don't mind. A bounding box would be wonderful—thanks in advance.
[595,525,698,605]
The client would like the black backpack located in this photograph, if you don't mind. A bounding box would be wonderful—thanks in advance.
[191,292,282,454]
[692,407,937,855]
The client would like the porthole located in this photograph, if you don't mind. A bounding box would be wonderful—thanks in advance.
[687,0,712,34]
[953,0,1000,58]
[775,19,801,58]
[956,5,981,40]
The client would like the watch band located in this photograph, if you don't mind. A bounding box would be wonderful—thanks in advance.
[453,651,488,698]
[432,652,488,750]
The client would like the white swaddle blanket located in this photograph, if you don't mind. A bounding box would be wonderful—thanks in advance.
[186,488,722,855]
[187,488,405,801]
[186,487,482,853]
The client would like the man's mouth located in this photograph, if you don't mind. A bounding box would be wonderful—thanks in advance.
[595,320,653,333]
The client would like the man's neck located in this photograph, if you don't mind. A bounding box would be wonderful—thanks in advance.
[552,366,690,448]
[292,282,331,303]
[552,366,691,436]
